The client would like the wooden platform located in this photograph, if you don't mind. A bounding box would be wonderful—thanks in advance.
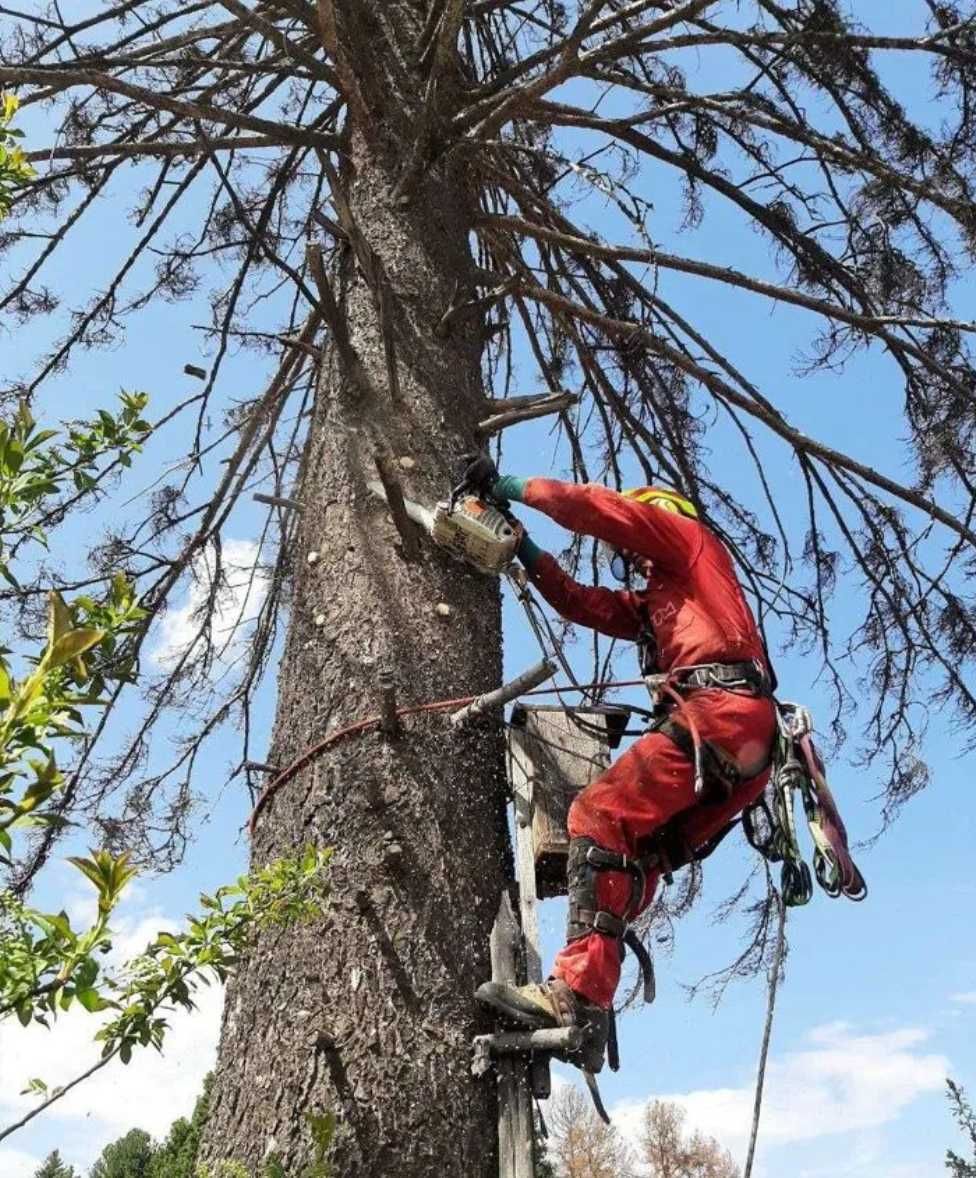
[508,703,629,900]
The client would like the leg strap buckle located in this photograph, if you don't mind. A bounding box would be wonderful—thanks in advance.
[568,904,627,940]
[585,845,631,871]
[590,910,628,938]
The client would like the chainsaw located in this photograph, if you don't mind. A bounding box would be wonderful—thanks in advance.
[367,479,522,575]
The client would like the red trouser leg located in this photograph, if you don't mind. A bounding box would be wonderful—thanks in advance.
[551,693,776,1008]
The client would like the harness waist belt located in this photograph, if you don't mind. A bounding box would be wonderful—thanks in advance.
[670,659,771,695]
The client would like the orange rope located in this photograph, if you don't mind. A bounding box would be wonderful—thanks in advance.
[247,678,648,835]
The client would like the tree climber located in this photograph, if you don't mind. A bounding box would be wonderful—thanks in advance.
[465,456,777,1073]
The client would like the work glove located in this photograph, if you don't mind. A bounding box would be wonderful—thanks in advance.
[459,450,499,497]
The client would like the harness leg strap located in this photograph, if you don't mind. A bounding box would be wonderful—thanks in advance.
[565,837,656,1010]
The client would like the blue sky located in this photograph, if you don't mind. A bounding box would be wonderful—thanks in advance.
[2,5,975,1175]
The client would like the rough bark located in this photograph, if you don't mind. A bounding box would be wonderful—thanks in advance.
[200,22,509,1170]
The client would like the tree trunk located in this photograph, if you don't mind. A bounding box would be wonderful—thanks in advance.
[201,14,509,1170]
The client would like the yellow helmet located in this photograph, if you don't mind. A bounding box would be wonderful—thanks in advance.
[622,485,699,519]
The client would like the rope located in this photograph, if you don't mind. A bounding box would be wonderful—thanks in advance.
[743,889,787,1178]
[247,677,647,835]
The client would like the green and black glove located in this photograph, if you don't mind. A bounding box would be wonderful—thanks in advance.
[459,451,500,497]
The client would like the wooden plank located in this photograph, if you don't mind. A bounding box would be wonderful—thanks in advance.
[510,738,552,1107]
[508,706,628,898]
[511,758,542,985]
[489,891,535,1178]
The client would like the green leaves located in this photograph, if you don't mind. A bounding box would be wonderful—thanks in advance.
[88,847,330,1071]
[0,580,148,865]
[67,851,138,916]
[0,398,333,1149]
[0,845,329,1084]
[0,393,153,588]
[0,93,34,221]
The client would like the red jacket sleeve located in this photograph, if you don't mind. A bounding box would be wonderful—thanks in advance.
[528,553,643,640]
[522,479,703,576]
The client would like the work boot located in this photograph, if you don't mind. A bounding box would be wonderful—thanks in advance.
[475,978,610,1073]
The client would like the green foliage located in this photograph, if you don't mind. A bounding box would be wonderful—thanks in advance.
[0,399,150,865]
[0,569,148,1032]
[0,851,132,1027]
[92,846,331,1067]
[302,1111,336,1178]
[0,396,152,588]
[947,1079,976,1177]
[0,404,331,1149]
[0,93,33,220]
[32,1151,77,1178]
[0,399,151,1029]
[90,1129,155,1178]
[0,840,329,1049]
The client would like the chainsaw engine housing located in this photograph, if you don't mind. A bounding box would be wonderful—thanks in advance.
[431,496,520,574]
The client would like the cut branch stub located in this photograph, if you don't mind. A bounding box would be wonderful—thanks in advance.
[450,659,557,727]
[377,668,400,739]
[305,240,370,396]
[372,449,422,561]
[476,390,579,437]
[253,492,304,512]
[434,275,518,339]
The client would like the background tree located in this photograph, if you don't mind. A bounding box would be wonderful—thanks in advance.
[547,1083,639,1178]
[641,1099,740,1178]
[89,1130,155,1178]
[947,1079,976,1178]
[33,1152,77,1178]
[147,1074,213,1178]
[5,1,976,1172]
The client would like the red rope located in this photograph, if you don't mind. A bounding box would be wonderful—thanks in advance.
[247,678,647,835]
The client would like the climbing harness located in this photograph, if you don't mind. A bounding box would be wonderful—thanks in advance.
[643,658,773,799]
[743,702,867,907]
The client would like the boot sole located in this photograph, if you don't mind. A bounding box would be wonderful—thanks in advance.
[475,982,559,1029]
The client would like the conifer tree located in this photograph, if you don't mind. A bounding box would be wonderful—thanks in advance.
[947,1080,976,1178]
[89,1130,155,1178]
[33,1152,77,1178]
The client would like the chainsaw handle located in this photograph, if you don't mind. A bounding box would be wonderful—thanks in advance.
[448,480,468,512]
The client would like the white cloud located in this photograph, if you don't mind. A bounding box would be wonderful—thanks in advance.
[0,984,222,1168]
[0,1148,42,1178]
[151,538,269,669]
[608,1021,947,1172]
[950,992,976,1006]
[0,885,222,1170]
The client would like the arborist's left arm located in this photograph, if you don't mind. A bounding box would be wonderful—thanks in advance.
[514,532,643,640]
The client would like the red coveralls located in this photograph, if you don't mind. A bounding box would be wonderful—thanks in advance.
[517,479,777,1009]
